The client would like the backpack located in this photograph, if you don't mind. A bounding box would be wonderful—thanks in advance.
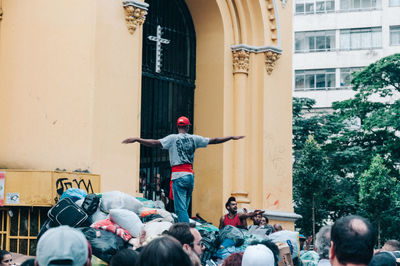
[48,197,88,227]
[82,193,101,215]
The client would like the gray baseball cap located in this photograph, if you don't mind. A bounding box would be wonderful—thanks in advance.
[36,226,88,266]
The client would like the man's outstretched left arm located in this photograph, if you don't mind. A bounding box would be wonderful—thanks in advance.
[208,136,245,145]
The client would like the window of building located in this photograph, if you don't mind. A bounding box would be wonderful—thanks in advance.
[389,0,400,6]
[295,0,335,14]
[295,69,336,91]
[340,0,381,10]
[340,27,381,50]
[295,30,336,53]
[340,67,363,87]
[390,26,400,46]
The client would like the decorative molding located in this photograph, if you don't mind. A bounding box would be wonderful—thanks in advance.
[264,50,281,75]
[231,44,282,54]
[265,0,282,48]
[232,49,250,74]
[231,44,281,74]
[122,1,149,35]
[263,210,302,222]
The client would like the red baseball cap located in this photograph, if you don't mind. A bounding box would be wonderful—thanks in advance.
[177,116,191,126]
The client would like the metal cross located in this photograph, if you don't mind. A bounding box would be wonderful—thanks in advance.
[148,25,170,73]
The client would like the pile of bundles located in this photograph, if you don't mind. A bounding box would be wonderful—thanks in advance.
[38,189,177,264]
[38,188,300,266]
[201,225,299,265]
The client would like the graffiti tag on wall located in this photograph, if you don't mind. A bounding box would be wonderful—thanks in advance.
[56,177,94,196]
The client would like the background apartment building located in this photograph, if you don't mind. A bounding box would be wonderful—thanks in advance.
[293,0,400,112]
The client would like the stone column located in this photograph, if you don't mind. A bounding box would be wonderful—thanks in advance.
[231,48,250,205]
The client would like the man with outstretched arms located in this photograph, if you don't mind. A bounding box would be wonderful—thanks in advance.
[123,116,244,223]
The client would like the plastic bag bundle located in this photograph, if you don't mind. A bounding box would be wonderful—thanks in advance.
[109,209,143,237]
[143,221,172,239]
[267,230,300,258]
[218,225,245,247]
[60,188,87,202]
[200,230,219,265]
[101,191,143,214]
[80,227,126,263]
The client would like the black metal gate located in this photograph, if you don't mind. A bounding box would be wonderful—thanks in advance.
[140,0,196,211]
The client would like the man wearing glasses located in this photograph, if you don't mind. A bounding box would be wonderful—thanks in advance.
[167,223,205,258]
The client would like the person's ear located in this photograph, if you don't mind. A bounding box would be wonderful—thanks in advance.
[329,241,335,261]
[182,243,191,251]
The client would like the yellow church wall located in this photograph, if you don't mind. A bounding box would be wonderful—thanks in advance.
[187,0,295,226]
[0,0,96,170]
[263,1,294,213]
[186,0,229,225]
[0,0,296,227]
[0,0,143,194]
[91,0,143,194]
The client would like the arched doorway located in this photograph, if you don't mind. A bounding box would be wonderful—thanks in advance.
[140,0,196,210]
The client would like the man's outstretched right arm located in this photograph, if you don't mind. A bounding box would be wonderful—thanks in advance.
[209,136,245,145]
[122,137,161,147]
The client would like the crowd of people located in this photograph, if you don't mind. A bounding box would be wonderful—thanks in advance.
[1,195,399,266]
[0,117,396,265]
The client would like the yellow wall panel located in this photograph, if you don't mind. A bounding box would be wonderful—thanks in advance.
[1,170,100,206]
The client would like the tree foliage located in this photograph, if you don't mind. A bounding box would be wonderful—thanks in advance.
[293,136,331,236]
[359,155,398,247]
[293,53,400,241]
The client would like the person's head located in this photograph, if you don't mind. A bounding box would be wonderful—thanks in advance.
[249,239,280,265]
[368,251,397,266]
[225,197,238,214]
[109,249,139,266]
[382,240,400,252]
[167,223,194,247]
[260,215,269,226]
[273,223,282,232]
[35,226,90,266]
[242,244,275,266]
[222,252,244,266]
[252,213,263,226]
[167,223,204,258]
[330,215,376,266]
[136,236,191,266]
[177,116,191,133]
[315,225,331,259]
[189,227,205,257]
[0,250,12,266]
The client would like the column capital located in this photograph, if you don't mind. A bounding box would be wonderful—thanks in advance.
[122,1,149,35]
[264,50,281,75]
[232,49,250,74]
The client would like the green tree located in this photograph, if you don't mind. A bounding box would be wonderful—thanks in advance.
[292,97,358,222]
[292,54,400,236]
[293,97,340,162]
[359,155,398,247]
[327,54,400,182]
[352,53,400,97]
[293,136,331,238]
